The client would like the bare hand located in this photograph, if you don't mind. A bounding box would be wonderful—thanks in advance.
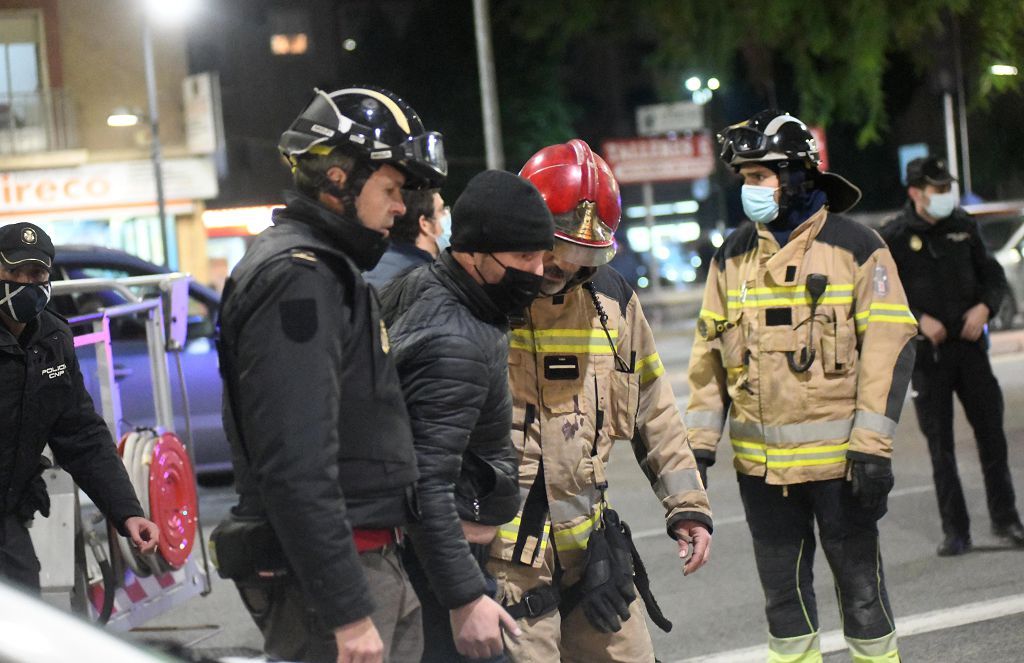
[918,313,947,346]
[334,617,383,663]
[123,516,160,554]
[672,521,711,576]
[450,595,521,659]
[960,303,990,342]
[461,520,498,545]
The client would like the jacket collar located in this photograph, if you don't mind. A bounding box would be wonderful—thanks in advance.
[0,310,59,352]
[433,250,507,326]
[275,191,390,271]
[390,240,435,264]
[756,206,831,285]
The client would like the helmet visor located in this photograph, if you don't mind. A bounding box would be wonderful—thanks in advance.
[396,131,448,187]
[718,126,770,162]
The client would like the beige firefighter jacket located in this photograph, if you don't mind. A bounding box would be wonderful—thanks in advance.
[491,267,712,573]
[686,207,918,485]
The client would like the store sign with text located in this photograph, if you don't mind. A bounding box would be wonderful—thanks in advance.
[0,158,218,221]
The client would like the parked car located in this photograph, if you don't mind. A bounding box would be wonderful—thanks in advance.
[966,201,1024,331]
[48,245,230,477]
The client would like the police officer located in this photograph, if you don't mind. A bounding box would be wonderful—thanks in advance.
[0,222,159,591]
[881,156,1024,556]
[687,111,918,662]
[216,87,446,663]
[489,140,713,663]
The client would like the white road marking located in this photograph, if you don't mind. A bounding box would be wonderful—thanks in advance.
[670,592,1024,663]
[630,485,934,541]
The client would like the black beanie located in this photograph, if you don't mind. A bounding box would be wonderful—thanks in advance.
[450,170,554,254]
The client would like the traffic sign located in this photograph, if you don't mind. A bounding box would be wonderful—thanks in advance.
[602,134,715,184]
[636,101,704,136]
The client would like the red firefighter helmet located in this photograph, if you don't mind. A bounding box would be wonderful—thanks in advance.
[519,139,621,266]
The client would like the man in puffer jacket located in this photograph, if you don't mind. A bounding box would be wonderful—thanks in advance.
[380,170,554,662]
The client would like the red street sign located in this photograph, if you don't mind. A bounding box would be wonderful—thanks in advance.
[808,126,829,172]
[602,134,715,184]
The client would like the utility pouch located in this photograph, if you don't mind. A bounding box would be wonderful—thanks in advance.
[208,513,290,582]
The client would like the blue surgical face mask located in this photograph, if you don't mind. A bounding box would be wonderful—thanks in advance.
[435,208,452,251]
[741,184,780,223]
[925,190,958,219]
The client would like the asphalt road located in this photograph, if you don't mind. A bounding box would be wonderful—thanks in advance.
[126,330,1024,661]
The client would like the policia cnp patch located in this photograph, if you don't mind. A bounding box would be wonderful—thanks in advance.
[280,299,318,343]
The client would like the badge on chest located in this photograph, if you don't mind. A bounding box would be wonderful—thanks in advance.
[544,354,580,380]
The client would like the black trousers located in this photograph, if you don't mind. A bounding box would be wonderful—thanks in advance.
[0,514,40,593]
[402,540,508,663]
[737,474,896,641]
[912,339,1021,539]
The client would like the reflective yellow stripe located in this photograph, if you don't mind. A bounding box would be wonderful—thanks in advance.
[636,352,664,385]
[726,285,855,296]
[699,308,727,321]
[855,303,917,333]
[551,505,604,551]
[510,328,619,354]
[730,439,848,468]
[497,517,551,554]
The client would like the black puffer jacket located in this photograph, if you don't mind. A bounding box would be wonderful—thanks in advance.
[380,251,519,609]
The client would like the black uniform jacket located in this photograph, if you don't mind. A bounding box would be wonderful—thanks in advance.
[218,192,418,629]
[0,311,143,532]
[881,203,1010,339]
[380,251,520,609]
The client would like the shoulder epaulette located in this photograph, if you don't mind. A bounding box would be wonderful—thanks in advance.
[714,222,759,269]
[815,214,885,266]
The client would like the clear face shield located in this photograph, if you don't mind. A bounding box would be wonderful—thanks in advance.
[373,131,448,190]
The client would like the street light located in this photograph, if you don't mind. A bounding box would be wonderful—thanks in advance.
[141,0,198,267]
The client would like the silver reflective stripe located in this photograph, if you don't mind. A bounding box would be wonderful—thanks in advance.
[685,409,725,431]
[549,487,599,523]
[654,468,704,500]
[730,418,853,443]
[853,410,898,438]
[768,630,821,658]
[845,631,899,659]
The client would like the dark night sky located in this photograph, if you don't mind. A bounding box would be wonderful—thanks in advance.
[186,0,1024,222]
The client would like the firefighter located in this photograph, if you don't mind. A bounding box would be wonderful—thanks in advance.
[489,139,713,662]
[687,110,918,662]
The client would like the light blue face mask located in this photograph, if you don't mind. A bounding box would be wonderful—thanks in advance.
[741,184,780,223]
[435,209,452,251]
[925,190,958,219]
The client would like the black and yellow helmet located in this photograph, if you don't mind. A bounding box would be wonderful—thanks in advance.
[717,110,819,169]
[279,86,447,189]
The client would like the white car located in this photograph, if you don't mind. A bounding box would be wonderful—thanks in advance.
[967,201,1024,331]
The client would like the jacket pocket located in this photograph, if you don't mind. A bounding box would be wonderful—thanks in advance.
[820,317,856,375]
[719,312,749,368]
[606,368,639,440]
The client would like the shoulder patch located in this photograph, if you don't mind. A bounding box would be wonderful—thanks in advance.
[814,214,885,266]
[279,298,318,343]
[590,266,634,317]
[290,249,319,267]
[714,223,759,269]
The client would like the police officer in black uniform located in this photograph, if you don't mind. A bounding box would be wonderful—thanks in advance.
[0,222,159,591]
[216,87,446,663]
[881,156,1024,556]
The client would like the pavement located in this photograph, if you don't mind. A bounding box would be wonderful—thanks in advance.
[115,327,1024,661]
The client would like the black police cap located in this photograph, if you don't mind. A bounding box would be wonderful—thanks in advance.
[0,222,54,270]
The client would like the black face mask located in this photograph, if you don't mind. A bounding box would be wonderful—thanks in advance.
[0,279,51,323]
[477,254,544,315]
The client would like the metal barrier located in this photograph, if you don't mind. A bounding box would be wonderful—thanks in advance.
[32,273,210,631]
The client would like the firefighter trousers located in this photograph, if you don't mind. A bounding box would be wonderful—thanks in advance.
[490,545,655,663]
[912,339,1022,540]
[737,474,899,663]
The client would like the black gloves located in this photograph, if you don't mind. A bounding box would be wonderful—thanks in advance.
[16,457,52,522]
[849,456,894,511]
[577,509,637,633]
[696,460,709,489]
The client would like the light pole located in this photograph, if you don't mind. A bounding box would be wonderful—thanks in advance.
[142,16,170,267]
